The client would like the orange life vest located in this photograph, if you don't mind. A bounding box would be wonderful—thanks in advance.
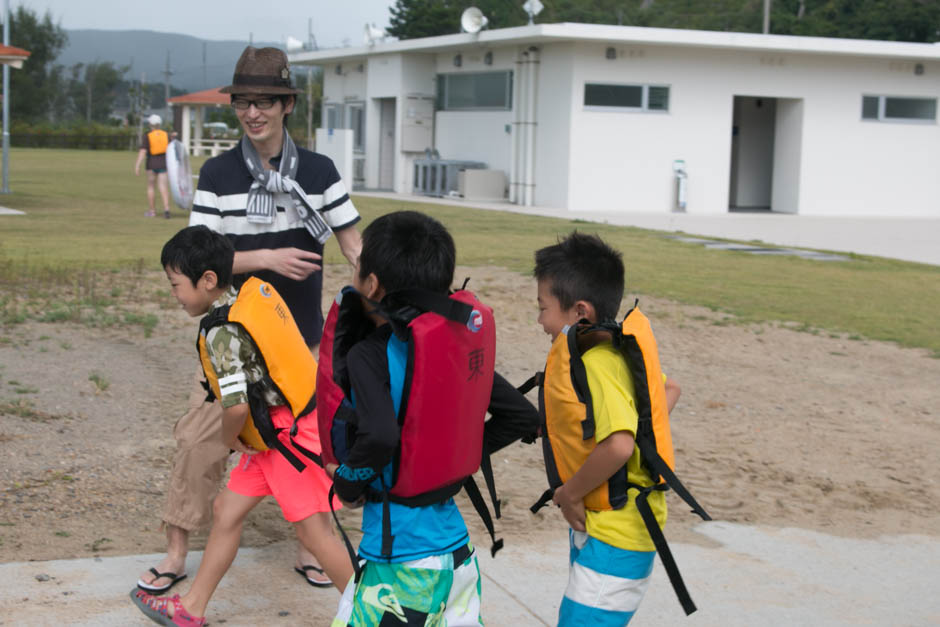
[147,129,168,155]
[197,277,319,471]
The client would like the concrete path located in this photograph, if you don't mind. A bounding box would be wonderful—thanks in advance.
[354,192,940,267]
[3,522,938,626]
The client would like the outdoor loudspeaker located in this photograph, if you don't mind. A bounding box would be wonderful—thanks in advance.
[461,7,488,34]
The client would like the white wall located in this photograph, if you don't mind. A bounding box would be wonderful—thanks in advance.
[564,42,940,216]
[431,49,515,181]
[533,43,575,209]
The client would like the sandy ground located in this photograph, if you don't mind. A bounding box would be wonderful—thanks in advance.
[1,264,939,623]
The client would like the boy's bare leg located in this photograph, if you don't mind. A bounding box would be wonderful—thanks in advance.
[146,171,157,214]
[293,512,354,593]
[157,172,170,214]
[139,524,189,588]
[172,489,263,619]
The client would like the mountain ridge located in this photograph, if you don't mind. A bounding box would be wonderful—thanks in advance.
[57,29,283,93]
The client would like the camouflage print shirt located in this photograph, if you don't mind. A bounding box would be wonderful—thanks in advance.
[204,287,284,409]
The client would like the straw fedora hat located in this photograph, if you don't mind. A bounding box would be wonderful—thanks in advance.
[220,46,300,95]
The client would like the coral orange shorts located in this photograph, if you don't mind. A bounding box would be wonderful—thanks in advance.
[226,406,341,522]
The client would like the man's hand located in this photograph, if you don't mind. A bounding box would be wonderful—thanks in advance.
[267,247,322,280]
[552,483,586,532]
[233,247,322,281]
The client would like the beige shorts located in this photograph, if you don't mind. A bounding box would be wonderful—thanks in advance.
[161,366,229,531]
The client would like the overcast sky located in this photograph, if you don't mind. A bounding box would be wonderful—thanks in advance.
[16,0,395,48]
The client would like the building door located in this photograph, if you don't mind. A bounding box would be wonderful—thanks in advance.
[378,98,396,190]
[729,96,776,211]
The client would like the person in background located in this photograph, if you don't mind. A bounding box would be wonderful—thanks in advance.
[135,113,171,219]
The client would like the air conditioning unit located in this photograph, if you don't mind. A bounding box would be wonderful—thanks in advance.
[457,169,507,200]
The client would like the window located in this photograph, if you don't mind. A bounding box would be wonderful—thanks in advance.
[436,71,513,110]
[345,103,365,152]
[862,95,937,122]
[324,104,342,130]
[584,83,670,112]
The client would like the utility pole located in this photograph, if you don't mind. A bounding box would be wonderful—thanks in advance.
[306,18,317,149]
[162,50,173,122]
[137,71,146,143]
[2,0,10,193]
[763,0,772,34]
[86,62,94,123]
[202,42,207,89]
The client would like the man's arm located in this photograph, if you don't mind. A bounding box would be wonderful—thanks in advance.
[230,225,360,280]
[333,226,362,266]
[552,430,635,532]
[232,248,322,281]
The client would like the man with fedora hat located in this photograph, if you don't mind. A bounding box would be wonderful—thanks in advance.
[136,46,361,609]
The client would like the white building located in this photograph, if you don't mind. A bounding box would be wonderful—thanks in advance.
[290,23,940,217]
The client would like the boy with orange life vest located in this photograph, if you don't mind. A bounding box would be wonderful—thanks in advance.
[130,225,352,626]
[323,210,539,626]
[532,232,707,625]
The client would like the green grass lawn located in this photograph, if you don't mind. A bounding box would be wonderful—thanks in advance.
[1,147,938,354]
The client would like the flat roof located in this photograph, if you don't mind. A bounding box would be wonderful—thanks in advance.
[290,22,940,65]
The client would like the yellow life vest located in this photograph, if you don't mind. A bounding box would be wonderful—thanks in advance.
[147,129,168,155]
[197,277,319,471]
[534,304,710,615]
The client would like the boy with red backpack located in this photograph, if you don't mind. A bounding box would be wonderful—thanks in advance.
[321,211,538,625]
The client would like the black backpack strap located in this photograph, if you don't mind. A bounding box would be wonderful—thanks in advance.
[388,288,475,325]
[479,446,501,519]
[516,371,542,396]
[632,483,698,616]
[328,485,363,580]
[463,476,504,557]
[286,436,323,468]
[246,383,307,472]
[529,487,555,514]
[636,437,711,521]
[378,476,395,558]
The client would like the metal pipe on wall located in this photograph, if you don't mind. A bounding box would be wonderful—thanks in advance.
[523,47,539,206]
[510,49,525,204]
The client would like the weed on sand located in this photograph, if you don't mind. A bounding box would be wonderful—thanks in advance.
[1,149,938,354]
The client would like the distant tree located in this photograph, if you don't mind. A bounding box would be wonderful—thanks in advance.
[388,0,940,42]
[772,0,940,42]
[66,61,129,123]
[387,0,527,39]
[4,6,68,122]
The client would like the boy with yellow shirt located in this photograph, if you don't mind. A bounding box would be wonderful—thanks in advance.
[533,232,682,626]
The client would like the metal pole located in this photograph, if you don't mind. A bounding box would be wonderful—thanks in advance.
[763,0,772,34]
[2,0,11,194]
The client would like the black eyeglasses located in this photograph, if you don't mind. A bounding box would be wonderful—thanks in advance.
[231,97,279,110]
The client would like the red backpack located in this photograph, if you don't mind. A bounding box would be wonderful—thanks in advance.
[318,287,503,559]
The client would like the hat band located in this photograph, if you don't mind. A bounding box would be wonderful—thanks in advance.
[231,73,292,89]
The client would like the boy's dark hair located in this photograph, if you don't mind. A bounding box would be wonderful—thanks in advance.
[161,225,234,288]
[358,211,455,295]
[534,231,625,322]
